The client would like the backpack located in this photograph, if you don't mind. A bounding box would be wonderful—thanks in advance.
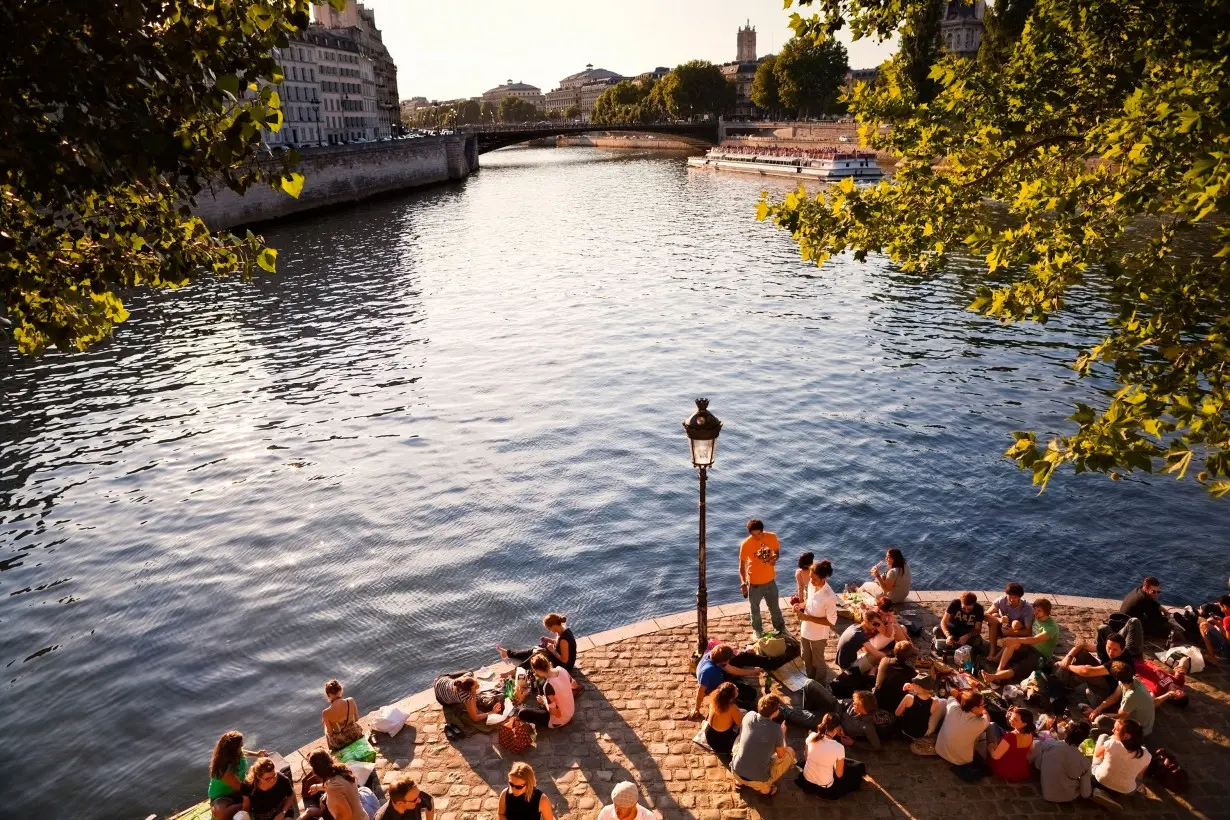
[498,716,535,754]
[1146,747,1189,793]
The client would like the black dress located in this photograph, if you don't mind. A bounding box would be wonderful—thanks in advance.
[898,695,932,739]
[705,722,738,759]
[503,787,544,820]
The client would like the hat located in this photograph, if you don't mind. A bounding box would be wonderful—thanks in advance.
[611,781,639,808]
[911,674,936,691]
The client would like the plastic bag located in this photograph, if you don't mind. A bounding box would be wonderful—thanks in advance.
[333,736,377,764]
[1156,646,1204,674]
[371,706,408,736]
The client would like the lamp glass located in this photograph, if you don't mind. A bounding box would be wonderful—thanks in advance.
[689,437,716,468]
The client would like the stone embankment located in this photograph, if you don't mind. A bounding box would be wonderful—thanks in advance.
[194,135,479,230]
[554,134,701,151]
[170,591,1230,820]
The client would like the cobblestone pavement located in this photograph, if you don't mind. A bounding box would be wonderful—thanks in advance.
[284,596,1230,820]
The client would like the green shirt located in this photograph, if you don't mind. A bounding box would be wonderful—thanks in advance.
[207,756,248,801]
[1032,617,1059,659]
[1119,680,1156,735]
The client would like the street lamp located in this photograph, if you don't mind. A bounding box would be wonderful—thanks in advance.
[682,398,722,658]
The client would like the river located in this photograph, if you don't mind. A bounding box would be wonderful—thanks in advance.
[0,147,1224,818]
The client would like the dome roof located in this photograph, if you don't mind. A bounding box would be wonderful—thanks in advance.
[560,66,622,87]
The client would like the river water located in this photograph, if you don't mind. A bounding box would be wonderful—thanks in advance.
[1,147,1225,818]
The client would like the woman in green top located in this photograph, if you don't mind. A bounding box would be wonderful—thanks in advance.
[208,730,267,819]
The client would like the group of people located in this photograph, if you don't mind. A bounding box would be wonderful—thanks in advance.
[717,144,876,161]
[690,518,1226,808]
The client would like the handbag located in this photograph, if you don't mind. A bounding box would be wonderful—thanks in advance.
[498,716,535,754]
[754,632,786,658]
[1146,747,1189,793]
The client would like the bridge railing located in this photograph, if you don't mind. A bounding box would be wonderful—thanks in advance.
[456,121,710,135]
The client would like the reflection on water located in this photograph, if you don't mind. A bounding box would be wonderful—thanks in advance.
[0,147,1224,819]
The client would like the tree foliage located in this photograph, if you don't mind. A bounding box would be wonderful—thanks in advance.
[750,56,781,116]
[659,61,735,121]
[564,105,582,120]
[1,0,347,354]
[761,0,1230,496]
[773,36,850,118]
[481,100,499,123]
[591,80,667,125]
[498,96,541,124]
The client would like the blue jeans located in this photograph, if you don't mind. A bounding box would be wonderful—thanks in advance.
[749,579,785,636]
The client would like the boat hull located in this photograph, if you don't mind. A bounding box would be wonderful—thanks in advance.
[686,155,885,182]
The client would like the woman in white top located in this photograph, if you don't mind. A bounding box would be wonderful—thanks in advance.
[1092,718,1151,795]
[795,713,865,799]
[531,653,575,728]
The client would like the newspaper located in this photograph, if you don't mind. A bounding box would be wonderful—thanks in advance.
[772,657,812,692]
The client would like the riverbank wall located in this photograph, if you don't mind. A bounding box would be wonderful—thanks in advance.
[554,134,700,151]
[194,135,479,230]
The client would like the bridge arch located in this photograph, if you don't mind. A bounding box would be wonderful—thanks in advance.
[457,122,720,154]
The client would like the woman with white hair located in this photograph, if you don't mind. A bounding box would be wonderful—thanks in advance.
[595,782,654,820]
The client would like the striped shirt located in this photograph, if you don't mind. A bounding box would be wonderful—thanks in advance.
[433,676,475,706]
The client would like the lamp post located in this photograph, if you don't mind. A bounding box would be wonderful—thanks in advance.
[682,398,722,659]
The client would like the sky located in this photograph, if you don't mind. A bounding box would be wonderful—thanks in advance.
[352,0,898,102]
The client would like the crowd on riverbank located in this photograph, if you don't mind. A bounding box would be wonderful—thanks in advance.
[195,519,1230,819]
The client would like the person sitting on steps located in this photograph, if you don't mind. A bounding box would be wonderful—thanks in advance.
[1197,594,1230,665]
[1120,575,1182,641]
[703,681,744,765]
[934,592,986,655]
[1055,631,1134,704]
[497,613,583,691]
[796,712,867,799]
[982,599,1060,684]
[895,675,944,740]
[692,642,761,719]
[987,583,1033,659]
[321,679,364,752]
[730,694,797,797]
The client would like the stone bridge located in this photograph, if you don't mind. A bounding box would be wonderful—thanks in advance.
[457,122,721,154]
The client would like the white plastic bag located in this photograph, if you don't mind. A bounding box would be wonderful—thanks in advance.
[371,706,408,736]
[1157,645,1204,674]
[348,761,376,785]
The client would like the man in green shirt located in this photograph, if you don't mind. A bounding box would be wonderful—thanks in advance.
[983,599,1059,683]
[1091,661,1156,736]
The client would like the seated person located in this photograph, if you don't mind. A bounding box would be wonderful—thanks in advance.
[1090,661,1155,737]
[516,653,575,729]
[987,583,1033,658]
[862,547,911,605]
[831,619,896,697]
[935,690,989,771]
[208,731,267,820]
[1092,718,1151,798]
[433,673,502,731]
[692,643,760,718]
[871,640,919,714]
[982,599,1059,684]
[498,613,580,678]
[874,597,910,643]
[986,707,1036,783]
[1029,719,1093,803]
[321,679,363,752]
[374,775,433,820]
[894,675,944,740]
[837,690,888,750]
[1133,656,1189,708]
[934,592,986,654]
[1055,632,1132,703]
[1198,594,1230,664]
[241,756,296,820]
[703,682,744,765]
[1120,576,1180,640]
[730,694,797,796]
[834,614,883,672]
[306,750,377,820]
[596,781,654,820]
[796,712,867,799]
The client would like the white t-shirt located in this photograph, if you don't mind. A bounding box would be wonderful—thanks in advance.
[801,582,838,641]
[596,805,656,820]
[1092,736,1151,794]
[802,734,844,788]
[546,667,575,728]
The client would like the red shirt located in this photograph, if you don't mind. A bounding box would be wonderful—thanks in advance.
[1133,659,1185,697]
[989,731,1033,782]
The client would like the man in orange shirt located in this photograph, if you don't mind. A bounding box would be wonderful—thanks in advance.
[739,519,785,638]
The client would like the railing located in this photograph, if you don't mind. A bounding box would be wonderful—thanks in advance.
[456,120,705,134]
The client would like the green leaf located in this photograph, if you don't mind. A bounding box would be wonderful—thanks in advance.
[280,172,304,199]
[216,74,240,97]
[256,247,277,272]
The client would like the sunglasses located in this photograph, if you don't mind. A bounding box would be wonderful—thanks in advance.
[508,781,526,790]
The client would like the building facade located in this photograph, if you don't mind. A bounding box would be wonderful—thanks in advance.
[722,24,762,119]
[313,0,399,138]
[269,34,323,147]
[543,65,624,121]
[940,0,985,59]
[481,80,545,110]
[308,27,377,144]
[844,67,880,94]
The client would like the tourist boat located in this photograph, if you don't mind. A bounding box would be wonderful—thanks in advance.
[687,147,886,182]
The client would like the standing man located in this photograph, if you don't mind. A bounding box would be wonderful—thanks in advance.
[739,519,785,639]
[793,559,838,683]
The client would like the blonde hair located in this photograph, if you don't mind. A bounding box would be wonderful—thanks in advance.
[543,613,567,628]
[246,756,277,786]
[324,679,343,698]
[508,761,536,795]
